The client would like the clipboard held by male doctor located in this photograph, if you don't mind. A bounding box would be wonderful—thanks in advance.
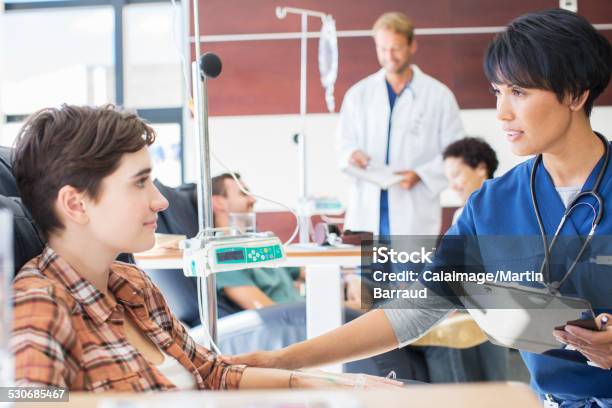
[343,163,404,189]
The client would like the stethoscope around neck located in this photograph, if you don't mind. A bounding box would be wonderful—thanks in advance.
[530,132,610,295]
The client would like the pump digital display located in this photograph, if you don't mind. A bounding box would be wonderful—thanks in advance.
[217,250,245,262]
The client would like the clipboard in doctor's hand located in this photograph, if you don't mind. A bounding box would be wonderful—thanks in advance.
[458,281,598,358]
[343,164,404,189]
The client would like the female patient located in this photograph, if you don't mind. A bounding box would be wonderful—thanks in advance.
[10,105,398,391]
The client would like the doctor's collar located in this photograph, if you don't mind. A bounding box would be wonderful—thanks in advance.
[407,65,424,96]
[383,65,421,98]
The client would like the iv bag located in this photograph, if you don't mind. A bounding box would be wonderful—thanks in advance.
[318,15,338,113]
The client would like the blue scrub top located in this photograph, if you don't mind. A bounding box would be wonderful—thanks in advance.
[431,139,612,399]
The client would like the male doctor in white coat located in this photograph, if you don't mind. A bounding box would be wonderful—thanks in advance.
[337,12,465,236]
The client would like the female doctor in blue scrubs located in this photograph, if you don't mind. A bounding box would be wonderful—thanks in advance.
[224,9,612,406]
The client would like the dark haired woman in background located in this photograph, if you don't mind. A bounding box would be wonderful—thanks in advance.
[442,136,499,223]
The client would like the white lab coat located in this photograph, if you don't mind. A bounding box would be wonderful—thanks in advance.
[336,66,465,236]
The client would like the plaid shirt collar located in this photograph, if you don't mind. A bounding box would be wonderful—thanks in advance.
[39,246,146,325]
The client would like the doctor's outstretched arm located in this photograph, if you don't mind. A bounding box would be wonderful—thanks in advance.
[223,309,397,370]
[221,287,453,370]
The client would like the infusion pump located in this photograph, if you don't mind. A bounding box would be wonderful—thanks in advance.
[181,230,286,277]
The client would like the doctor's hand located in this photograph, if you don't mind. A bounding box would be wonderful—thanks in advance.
[395,170,421,190]
[553,313,612,369]
[221,349,286,369]
[349,150,371,169]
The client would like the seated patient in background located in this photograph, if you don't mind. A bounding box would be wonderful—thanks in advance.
[10,104,398,391]
[210,173,304,311]
[209,173,363,312]
[442,137,499,222]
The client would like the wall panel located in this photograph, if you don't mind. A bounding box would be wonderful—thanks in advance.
[193,1,612,115]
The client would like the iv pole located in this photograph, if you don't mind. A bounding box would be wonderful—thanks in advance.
[187,3,332,344]
[276,6,330,244]
[191,0,218,345]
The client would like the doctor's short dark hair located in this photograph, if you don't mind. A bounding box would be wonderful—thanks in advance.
[484,8,611,116]
[443,137,498,179]
[12,104,156,239]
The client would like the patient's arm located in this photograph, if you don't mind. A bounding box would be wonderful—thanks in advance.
[223,286,275,310]
[174,307,401,389]
[238,367,402,389]
[238,367,290,388]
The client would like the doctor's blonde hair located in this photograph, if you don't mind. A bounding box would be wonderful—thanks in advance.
[373,12,415,44]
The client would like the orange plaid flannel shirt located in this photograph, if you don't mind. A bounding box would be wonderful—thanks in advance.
[11,246,245,391]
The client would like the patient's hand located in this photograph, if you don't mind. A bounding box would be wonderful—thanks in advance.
[345,274,372,311]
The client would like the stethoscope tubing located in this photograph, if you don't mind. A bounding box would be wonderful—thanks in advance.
[529,132,610,294]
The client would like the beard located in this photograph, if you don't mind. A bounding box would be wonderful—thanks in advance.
[383,59,411,76]
[393,61,411,75]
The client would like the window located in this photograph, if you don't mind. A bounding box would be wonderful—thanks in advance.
[0,6,114,116]
[149,123,182,186]
[0,122,23,148]
[0,0,185,183]
[124,2,184,109]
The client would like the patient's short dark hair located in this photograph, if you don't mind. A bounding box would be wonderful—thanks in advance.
[443,137,498,179]
[211,173,241,197]
[484,9,611,116]
[12,104,156,239]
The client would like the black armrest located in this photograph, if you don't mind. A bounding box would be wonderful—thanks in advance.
[0,195,45,277]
